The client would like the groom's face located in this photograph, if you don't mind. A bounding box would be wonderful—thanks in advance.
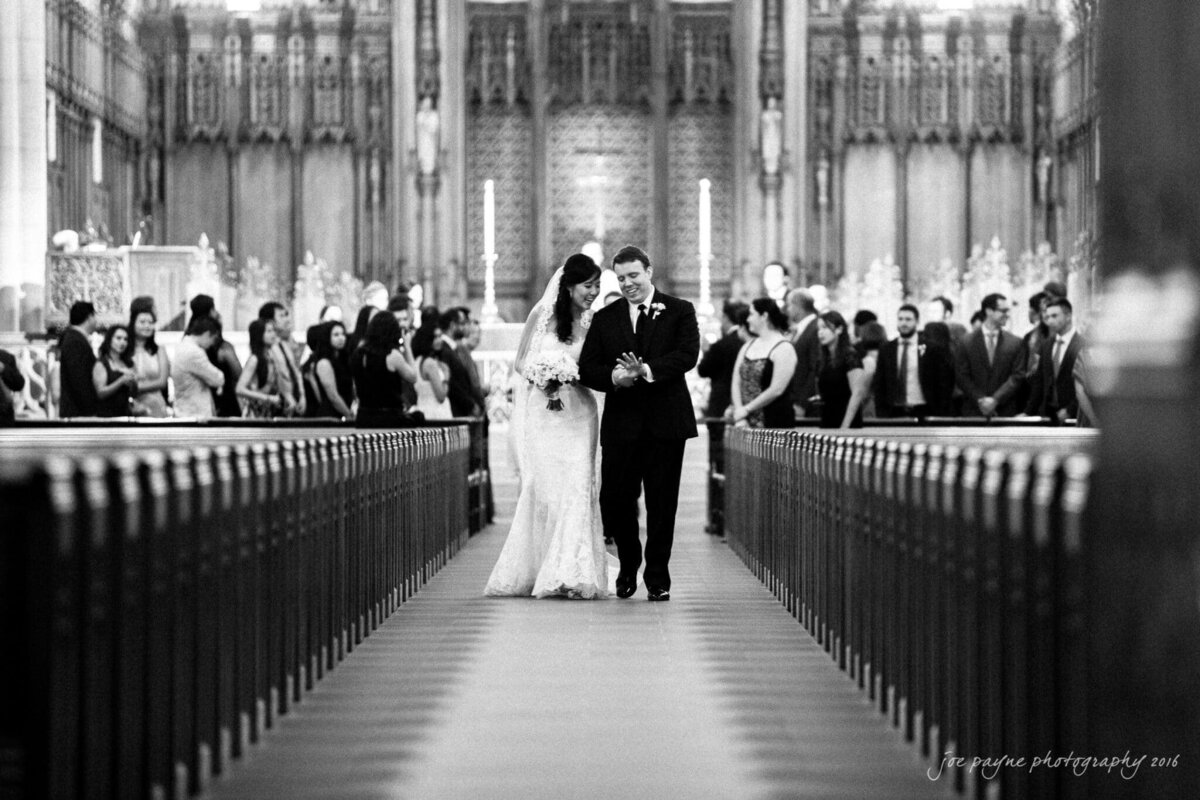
[615,258,653,304]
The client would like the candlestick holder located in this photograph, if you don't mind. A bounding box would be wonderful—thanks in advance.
[481,253,500,323]
[697,252,715,320]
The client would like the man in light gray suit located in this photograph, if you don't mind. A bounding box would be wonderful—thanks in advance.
[955,293,1027,417]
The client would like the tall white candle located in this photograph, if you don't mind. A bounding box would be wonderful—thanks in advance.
[483,180,496,256]
[698,179,711,257]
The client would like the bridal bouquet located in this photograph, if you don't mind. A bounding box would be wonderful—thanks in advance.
[524,351,580,412]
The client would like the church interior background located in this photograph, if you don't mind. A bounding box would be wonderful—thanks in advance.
[0,0,1098,336]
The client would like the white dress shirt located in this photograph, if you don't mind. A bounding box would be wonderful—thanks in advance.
[896,334,926,406]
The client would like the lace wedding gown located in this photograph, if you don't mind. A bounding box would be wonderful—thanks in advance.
[484,318,613,599]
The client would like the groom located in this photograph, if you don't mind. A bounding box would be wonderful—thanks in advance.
[580,245,700,601]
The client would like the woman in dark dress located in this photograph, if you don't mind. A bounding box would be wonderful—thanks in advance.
[92,324,137,417]
[352,311,419,426]
[730,297,797,428]
[816,310,867,429]
[304,321,355,419]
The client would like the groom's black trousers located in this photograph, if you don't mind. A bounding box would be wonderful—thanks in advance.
[600,435,687,591]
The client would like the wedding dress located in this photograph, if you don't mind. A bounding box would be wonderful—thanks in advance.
[484,273,613,599]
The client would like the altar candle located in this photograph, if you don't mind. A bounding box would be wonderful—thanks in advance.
[698,179,711,257]
[484,180,496,257]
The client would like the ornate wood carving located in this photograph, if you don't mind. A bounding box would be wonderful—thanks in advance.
[547,3,651,109]
[669,11,732,107]
[466,10,529,108]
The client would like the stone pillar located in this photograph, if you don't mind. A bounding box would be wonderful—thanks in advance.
[0,0,48,332]
[780,0,807,274]
[649,0,671,290]
[1087,1,1200,797]
[528,0,550,305]
[758,0,783,265]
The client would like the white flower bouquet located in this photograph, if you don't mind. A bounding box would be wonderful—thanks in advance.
[523,350,580,411]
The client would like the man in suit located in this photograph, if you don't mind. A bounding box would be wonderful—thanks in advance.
[58,301,99,417]
[955,293,1027,417]
[696,299,748,419]
[0,347,26,424]
[1025,296,1084,424]
[438,307,485,417]
[873,304,955,418]
[580,245,700,601]
[259,301,306,416]
[786,288,821,419]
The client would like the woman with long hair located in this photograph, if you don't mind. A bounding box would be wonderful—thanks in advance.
[129,306,170,417]
[485,252,610,598]
[854,320,887,420]
[347,304,380,354]
[93,324,138,417]
[352,310,419,426]
[730,297,797,428]
[304,321,355,418]
[411,312,452,420]
[816,310,867,429]
[237,318,290,418]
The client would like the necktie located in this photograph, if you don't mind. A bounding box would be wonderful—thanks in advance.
[986,332,997,366]
[1052,336,1065,376]
[897,339,909,406]
[635,304,648,352]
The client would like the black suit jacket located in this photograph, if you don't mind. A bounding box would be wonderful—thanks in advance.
[696,329,741,418]
[1025,332,1084,418]
[579,292,700,445]
[873,335,956,417]
[441,342,483,417]
[955,328,1026,416]
[59,327,98,417]
[789,318,821,413]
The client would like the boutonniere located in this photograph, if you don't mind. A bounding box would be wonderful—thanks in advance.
[649,302,666,319]
[917,344,927,357]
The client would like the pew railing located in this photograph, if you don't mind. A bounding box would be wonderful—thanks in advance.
[0,421,477,800]
[723,426,1097,800]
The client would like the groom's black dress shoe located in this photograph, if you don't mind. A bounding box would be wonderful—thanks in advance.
[616,577,637,599]
[647,587,670,602]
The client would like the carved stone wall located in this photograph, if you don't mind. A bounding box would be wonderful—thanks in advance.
[548,106,652,268]
[140,3,393,287]
[467,108,533,284]
[808,3,1060,288]
[668,107,734,295]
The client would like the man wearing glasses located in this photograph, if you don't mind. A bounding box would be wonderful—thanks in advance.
[954,293,1028,418]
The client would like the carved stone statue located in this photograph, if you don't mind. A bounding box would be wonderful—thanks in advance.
[760,97,783,176]
[816,152,830,207]
[416,96,440,177]
[1037,150,1053,205]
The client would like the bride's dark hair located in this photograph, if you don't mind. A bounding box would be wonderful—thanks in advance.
[554,253,601,343]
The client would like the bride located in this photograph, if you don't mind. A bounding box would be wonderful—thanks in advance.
[484,253,611,599]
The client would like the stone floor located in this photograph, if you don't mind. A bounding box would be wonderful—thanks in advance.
[203,430,956,800]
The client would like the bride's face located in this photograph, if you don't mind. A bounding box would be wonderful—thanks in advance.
[569,275,601,312]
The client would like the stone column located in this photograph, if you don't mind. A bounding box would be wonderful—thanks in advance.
[649,0,671,290]
[1087,1,1200,797]
[0,0,48,332]
[528,0,550,306]
[758,0,783,265]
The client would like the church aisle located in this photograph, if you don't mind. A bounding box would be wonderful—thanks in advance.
[204,430,953,800]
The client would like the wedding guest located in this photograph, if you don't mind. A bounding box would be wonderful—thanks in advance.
[173,315,226,419]
[304,321,355,419]
[852,309,878,344]
[926,295,968,349]
[1073,353,1098,427]
[59,301,99,416]
[0,347,25,424]
[411,317,452,420]
[457,314,486,413]
[439,307,484,417]
[816,310,867,429]
[347,304,380,354]
[93,324,138,417]
[956,293,1026,418]
[786,288,821,419]
[1025,296,1084,424]
[874,304,955,418]
[259,301,305,416]
[388,295,419,409]
[969,310,985,331]
[237,318,290,419]
[190,294,242,416]
[854,321,887,419]
[130,305,170,417]
[697,300,749,419]
[353,310,420,425]
[917,321,958,417]
[1017,291,1050,411]
[731,298,797,428]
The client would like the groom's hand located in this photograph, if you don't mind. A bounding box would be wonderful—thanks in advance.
[612,366,637,388]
